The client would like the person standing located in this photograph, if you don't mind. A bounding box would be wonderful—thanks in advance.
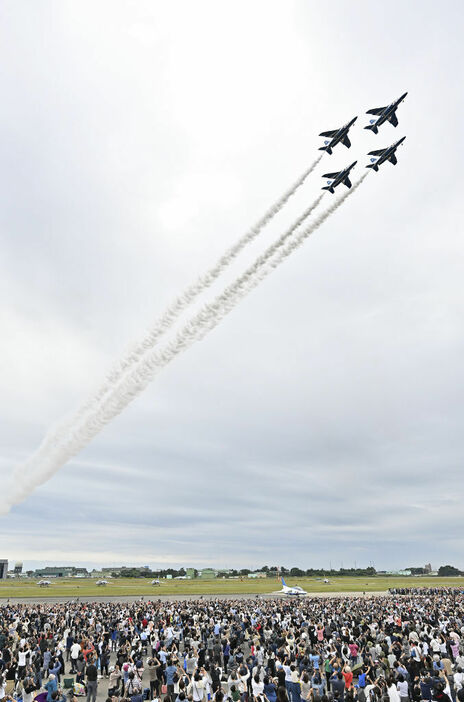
[85,657,98,702]
[70,642,81,674]
[45,674,57,702]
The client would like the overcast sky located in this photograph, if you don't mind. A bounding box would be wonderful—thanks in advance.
[1,0,463,572]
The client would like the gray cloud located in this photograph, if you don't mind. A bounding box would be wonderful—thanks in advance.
[1,0,463,570]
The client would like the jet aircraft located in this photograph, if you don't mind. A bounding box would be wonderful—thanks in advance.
[96,579,109,586]
[279,577,307,597]
[364,92,407,134]
[37,580,51,587]
[319,116,357,155]
[321,161,357,194]
[366,136,406,171]
[151,579,160,586]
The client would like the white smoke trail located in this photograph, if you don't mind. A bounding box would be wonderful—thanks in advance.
[2,193,324,509]
[2,174,366,514]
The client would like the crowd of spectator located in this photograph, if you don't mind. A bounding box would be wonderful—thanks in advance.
[0,591,464,702]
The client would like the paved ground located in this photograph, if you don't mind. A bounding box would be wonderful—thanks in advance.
[0,591,388,604]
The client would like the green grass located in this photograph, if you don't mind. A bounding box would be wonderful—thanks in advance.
[0,576,463,598]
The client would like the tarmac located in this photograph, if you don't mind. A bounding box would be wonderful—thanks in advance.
[0,591,388,604]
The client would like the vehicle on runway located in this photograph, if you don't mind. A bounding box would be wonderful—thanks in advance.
[366,136,406,171]
[37,580,51,587]
[319,116,357,155]
[364,92,407,134]
[279,577,307,596]
[321,161,357,194]
[96,579,109,586]
[151,579,160,586]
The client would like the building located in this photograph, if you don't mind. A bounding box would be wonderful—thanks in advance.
[247,572,267,579]
[72,568,89,577]
[34,567,75,578]
[199,568,217,579]
[0,560,7,580]
[424,563,432,573]
[185,568,196,579]
[14,562,23,575]
[102,567,125,575]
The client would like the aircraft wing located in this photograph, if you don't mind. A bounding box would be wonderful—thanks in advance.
[342,135,351,148]
[344,177,352,188]
[368,148,387,156]
[388,112,398,127]
[319,129,338,138]
[366,106,387,115]
[322,171,341,179]
[389,153,398,165]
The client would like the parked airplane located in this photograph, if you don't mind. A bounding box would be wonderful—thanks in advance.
[151,579,160,586]
[364,92,407,134]
[366,137,406,171]
[279,577,307,596]
[319,116,357,155]
[37,580,51,587]
[96,579,109,586]
[321,161,357,194]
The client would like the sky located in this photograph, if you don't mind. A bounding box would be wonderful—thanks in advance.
[1,0,463,572]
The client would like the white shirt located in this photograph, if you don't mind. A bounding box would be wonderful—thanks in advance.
[397,681,409,697]
[191,678,206,702]
[454,672,464,691]
[252,681,264,696]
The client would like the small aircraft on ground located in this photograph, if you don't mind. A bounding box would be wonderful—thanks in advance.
[366,136,406,171]
[96,579,109,586]
[151,579,160,586]
[364,92,407,134]
[279,577,307,597]
[37,580,51,587]
[321,161,357,194]
[319,116,357,155]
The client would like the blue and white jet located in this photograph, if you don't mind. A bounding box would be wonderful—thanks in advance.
[319,116,357,155]
[364,92,407,134]
[366,136,406,171]
[321,161,357,194]
[279,577,307,597]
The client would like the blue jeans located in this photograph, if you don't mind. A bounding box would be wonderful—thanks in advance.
[290,682,301,702]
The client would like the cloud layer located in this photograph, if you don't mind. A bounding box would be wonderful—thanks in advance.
[1,0,463,570]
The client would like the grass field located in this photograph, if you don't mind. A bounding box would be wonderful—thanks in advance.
[0,576,463,599]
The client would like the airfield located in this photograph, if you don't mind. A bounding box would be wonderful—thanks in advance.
[0,576,462,600]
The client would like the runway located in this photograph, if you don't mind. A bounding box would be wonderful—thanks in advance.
[0,590,388,604]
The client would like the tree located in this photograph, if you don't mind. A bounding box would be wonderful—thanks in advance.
[438,565,462,576]
[290,567,305,577]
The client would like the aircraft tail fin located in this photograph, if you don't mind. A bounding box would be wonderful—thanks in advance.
[366,163,379,171]
[322,186,335,194]
[318,145,332,155]
[281,577,287,587]
[364,124,378,135]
